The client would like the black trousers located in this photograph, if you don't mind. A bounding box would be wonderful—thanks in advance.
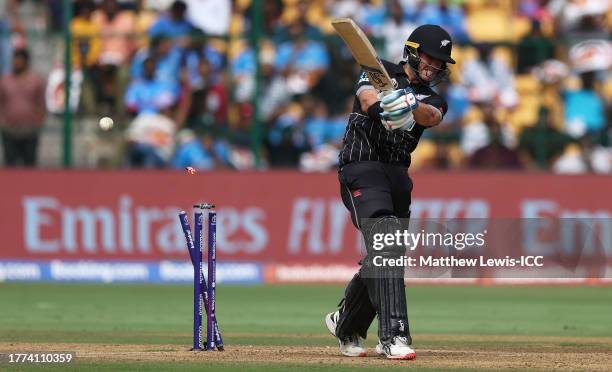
[339,161,413,226]
[1,131,39,167]
[336,161,413,342]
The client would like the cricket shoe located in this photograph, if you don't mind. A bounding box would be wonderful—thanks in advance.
[324,311,367,357]
[375,336,416,360]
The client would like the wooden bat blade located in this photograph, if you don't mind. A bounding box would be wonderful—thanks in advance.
[331,18,394,92]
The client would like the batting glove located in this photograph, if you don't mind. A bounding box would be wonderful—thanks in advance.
[380,87,419,112]
[379,88,418,131]
[380,111,415,131]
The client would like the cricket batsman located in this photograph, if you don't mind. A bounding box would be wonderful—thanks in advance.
[325,25,454,359]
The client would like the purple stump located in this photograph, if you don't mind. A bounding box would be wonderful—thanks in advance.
[206,209,217,351]
[193,211,204,351]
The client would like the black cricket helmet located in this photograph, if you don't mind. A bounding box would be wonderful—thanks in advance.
[403,24,455,86]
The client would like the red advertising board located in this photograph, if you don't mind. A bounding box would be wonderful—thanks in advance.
[1,170,611,266]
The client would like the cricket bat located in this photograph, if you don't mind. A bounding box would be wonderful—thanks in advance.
[331,18,395,94]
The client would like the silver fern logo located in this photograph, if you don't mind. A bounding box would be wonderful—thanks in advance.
[440,40,451,47]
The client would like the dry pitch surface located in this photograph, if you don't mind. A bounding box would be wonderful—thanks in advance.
[3,334,612,371]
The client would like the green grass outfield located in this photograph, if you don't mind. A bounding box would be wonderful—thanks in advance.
[1,284,611,371]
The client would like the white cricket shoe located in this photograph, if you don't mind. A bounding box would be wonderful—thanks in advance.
[325,311,367,357]
[375,336,416,360]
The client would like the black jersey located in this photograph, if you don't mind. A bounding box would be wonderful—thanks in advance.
[339,59,448,168]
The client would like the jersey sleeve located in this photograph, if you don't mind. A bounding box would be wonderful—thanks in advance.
[354,70,376,96]
[421,93,449,118]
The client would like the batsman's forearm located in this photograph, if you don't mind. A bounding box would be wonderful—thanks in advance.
[412,103,442,127]
[358,89,379,113]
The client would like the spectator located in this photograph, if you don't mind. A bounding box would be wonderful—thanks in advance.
[330,0,392,27]
[93,0,136,66]
[417,0,469,44]
[125,103,177,168]
[148,0,193,41]
[0,49,46,167]
[187,57,229,128]
[71,0,103,113]
[274,8,322,43]
[299,97,346,172]
[422,81,464,169]
[92,0,137,111]
[436,80,469,126]
[398,0,420,20]
[173,125,230,170]
[461,44,518,109]
[259,42,291,123]
[125,57,178,114]
[563,72,606,139]
[375,0,416,63]
[231,40,292,135]
[266,101,310,168]
[469,118,522,170]
[461,104,515,156]
[518,107,573,169]
[355,0,386,34]
[274,20,329,95]
[231,42,256,103]
[260,0,284,39]
[517,21,556,73]
[130,34,182,87]
[303,97,328,149]
[71,0,101,69]
[183,30,224,90]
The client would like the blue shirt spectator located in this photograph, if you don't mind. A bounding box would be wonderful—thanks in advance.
[125,79,178,114]
[328,115,347,144]
[173,135,231,170]
[564,72,605,136]
[173,139,216,170]
[304,116,329,149]
[304,101,346,149]
[125,57,178,114]
[359,4,386,32]
[417,2,469,43]
[444,83,470,124]
[304,116,346,149]
[148,0,193,39]
[149,15,193,39]
[231,47,255,76]
[185,46,223,87]
[130,40,183,88]
[274,41,329,72]
[564,90,605,134]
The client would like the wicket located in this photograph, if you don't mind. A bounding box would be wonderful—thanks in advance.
[178,203,224,352]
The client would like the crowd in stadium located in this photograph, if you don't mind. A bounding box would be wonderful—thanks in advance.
[0,0,610,172]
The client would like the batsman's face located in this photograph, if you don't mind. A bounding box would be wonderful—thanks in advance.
[418,53,444,82]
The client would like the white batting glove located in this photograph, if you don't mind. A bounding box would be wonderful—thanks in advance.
[379,88,419,131]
